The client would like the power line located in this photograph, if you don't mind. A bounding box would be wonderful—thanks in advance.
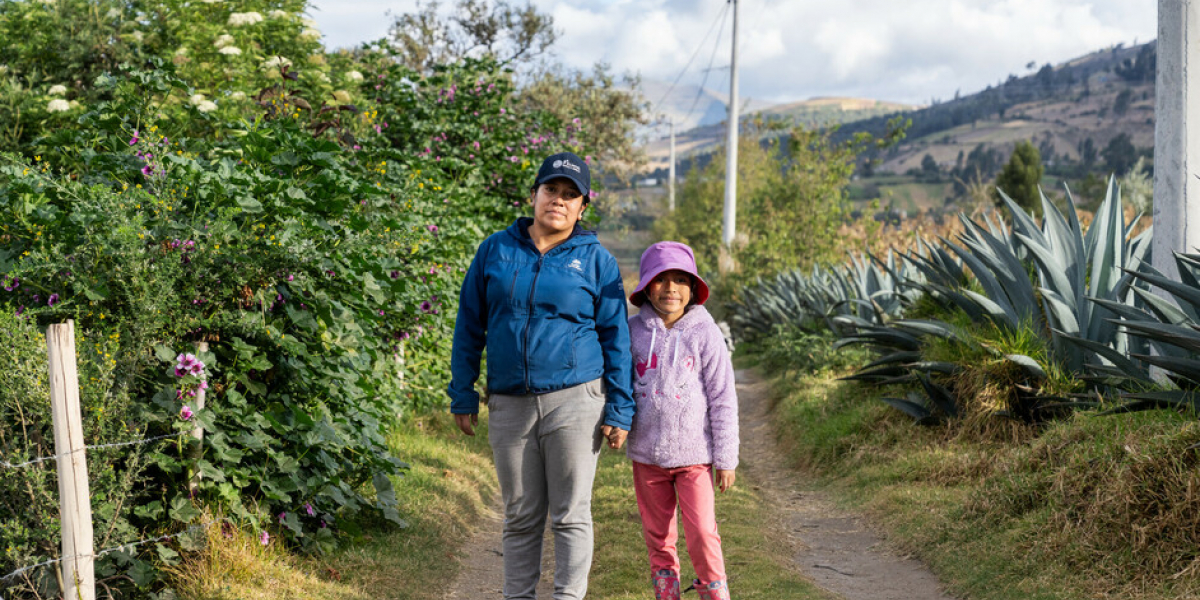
[681,2,732,126]
[649,2,733,122]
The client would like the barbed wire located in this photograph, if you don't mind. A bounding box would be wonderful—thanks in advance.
[0,519,224,584]
[0,431,188,471]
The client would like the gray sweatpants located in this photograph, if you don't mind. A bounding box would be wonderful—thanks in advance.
[487,379,606,600]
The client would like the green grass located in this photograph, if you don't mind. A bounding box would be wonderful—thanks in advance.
[589,450,835,599]
[173,412,498,600]
[767,361,1200,600]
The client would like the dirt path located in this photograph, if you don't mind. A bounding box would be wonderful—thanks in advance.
[734,369,956,600]
[444,368,956,599]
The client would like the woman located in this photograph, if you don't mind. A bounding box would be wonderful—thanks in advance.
[448,151,635,599]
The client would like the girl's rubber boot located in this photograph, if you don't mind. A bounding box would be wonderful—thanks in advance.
[652,569,681,600]
[693,579,731,600]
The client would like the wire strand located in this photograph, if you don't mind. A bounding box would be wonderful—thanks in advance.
[0,431,187,471]
[681,3,732,126]
[648,2,732,122]
[0,520,224,583]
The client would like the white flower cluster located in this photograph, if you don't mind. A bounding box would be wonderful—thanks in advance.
[261,56,292,70]
[46,99,70,113]
[104,8,121,19]
[344,70,363,82]
[332,90,351,103]
[200,0,222,4]
[219,46,242,56]
[213,34,234,48]
[228,12,263,27]
[189,93,218,113]
[300,28,321,40]
[48,84,67,95]
[128,31,144,42]
[300,17,318,29]
[230,91,246,100]
[38,0,55,5]
[268,10,289,19]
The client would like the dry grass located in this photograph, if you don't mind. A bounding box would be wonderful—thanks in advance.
[168,412,497,600]
[765,354,1200,600]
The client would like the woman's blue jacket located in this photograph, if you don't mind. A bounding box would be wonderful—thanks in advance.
[447,217,635,430]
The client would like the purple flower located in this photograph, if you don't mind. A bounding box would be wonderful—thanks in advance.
[180,405,193,420]
[427,224,438,232]
[400,331,410,340]
[287,274,294,281]
[278,512,287,523]
[259,531,270,545]
[420,301,432,313]
[199,380,209,390]
[589,190,599,200]
[573,118,581,125]
[141,165,154,177]
[47,293,58,307]
[390,270,399,279]
[129,131,139,145]
[378,310,385,316]
[499,108,506,114]
[305,503,315,517]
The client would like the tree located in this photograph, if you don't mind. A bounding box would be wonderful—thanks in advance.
[518,63,649,183]
[1113,88,1132,117]
[1079,137,1097,168]
[920,153,940,182]
[995,141,1044,216]
[1101,133,1137,176]
[387,0,556,74]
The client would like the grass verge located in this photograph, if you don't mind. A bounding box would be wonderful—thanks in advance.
[589,449,835,599]
[765,358,1200,600]
[170,411,496,600]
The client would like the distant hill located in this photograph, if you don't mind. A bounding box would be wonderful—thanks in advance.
[839,41,1156,175]
[637,40,1157,184]
[642,96,921,175]
[639,79,776,132]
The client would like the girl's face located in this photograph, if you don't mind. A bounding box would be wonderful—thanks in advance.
[645,269,693,321]
[530,179,587,235]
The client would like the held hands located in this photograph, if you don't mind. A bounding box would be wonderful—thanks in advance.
[454,413,478,436]
[715,469,736,493]
[600,425,627,449]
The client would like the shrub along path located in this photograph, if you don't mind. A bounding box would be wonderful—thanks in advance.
[442,369,955,599]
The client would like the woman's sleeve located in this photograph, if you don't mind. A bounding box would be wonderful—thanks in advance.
[447,242,489,414]
[595,253,635,430]
[701,323,739,470]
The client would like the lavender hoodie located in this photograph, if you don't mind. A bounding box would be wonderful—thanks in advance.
[626,305,739,470]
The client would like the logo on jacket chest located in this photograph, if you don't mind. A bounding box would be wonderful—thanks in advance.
[567,258,583,272]
[634,351,696,378]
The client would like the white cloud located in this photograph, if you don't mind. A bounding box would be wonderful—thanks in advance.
[309,0,1157,104]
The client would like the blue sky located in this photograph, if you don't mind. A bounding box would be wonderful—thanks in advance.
[308,0,1158,107]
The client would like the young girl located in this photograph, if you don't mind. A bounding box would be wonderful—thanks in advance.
[622,241,739,600]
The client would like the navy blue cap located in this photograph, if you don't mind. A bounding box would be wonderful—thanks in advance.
[533,152,590,200]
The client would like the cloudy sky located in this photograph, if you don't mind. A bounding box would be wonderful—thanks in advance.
[308,0,1157,107]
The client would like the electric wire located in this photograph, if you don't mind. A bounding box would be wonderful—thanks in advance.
[648,2,733,125]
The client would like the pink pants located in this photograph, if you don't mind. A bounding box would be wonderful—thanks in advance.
[632,461,726,585]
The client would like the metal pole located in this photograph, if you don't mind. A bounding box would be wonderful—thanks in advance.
[1153,0,1200,283]
[669,120,676,212]
[722,0,739,249]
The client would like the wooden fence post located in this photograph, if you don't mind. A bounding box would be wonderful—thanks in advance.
[47,320,95,600]
[189,341,207,494]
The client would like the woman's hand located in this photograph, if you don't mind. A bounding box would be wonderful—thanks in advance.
[715,469,735,493]
[454,413,478,436]
[600,425,627,449]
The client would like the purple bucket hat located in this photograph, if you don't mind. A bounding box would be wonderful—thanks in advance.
[630,241,710,307]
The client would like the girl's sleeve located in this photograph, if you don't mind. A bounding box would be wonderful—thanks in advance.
[447,242,489,414]
[700,323,739,470]
[595,252,635,430]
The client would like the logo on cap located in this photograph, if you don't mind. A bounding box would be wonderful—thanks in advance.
[553,159,581,174]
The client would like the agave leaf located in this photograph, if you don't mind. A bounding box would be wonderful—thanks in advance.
[962,289,1019,329]
[1054,330,1148,380]
[880,394,941,426]
[892,319,969,343]
[1116,320,1200,354]
[1129,353,1200,388]
[942,235,1020,324]
[839,365,911,382]
[1125,266,1200,322]
[908,361,962,375]
[1129,287,1192,325]
[861,351,923,370]
[1102,390,1200,415]
[1005,354,1048,380]
[917,372,959,417]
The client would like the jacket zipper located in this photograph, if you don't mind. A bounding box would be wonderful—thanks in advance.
[523,253,545,393]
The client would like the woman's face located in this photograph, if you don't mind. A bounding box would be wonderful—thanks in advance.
[645,269,693,321]
[530,178,587,235]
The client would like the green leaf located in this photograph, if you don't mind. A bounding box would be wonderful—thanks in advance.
[237,196,264,213]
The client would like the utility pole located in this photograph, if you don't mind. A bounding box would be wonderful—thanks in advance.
[1153,0,1200,283]
[668,119,676,212]
[721,0,739,271]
